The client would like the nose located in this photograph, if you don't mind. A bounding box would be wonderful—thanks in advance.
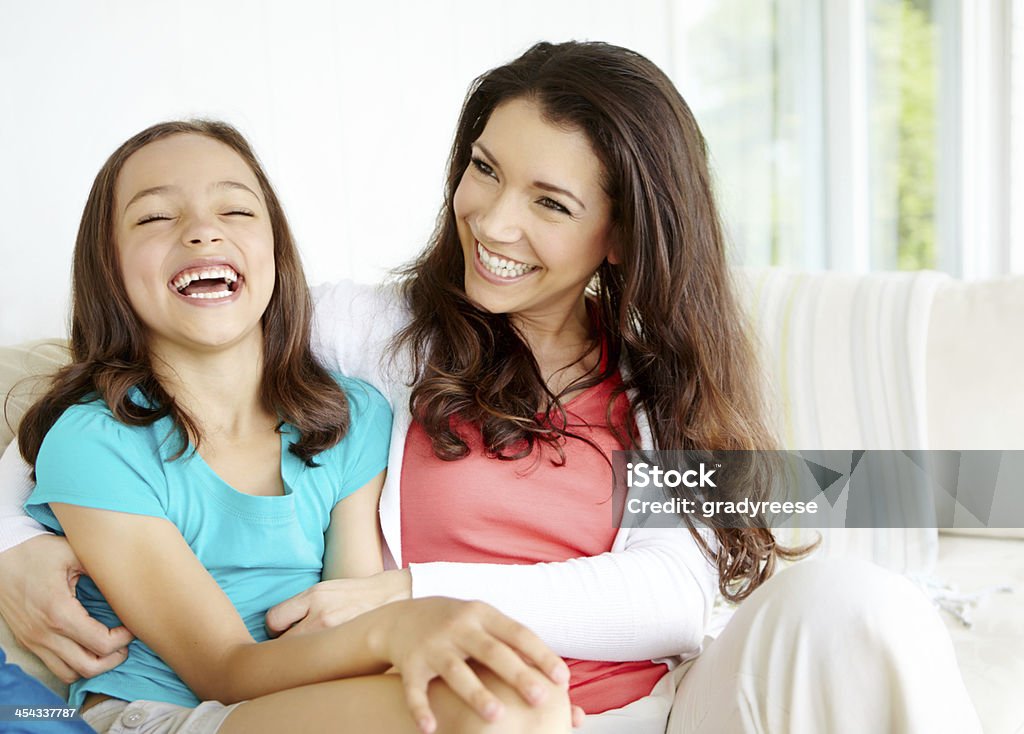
[475,190,524,245]
[180,210,223,247]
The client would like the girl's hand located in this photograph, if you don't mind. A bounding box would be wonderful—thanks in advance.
[265,568,411,637]
[0,535,133,682]
[367,597,571,734]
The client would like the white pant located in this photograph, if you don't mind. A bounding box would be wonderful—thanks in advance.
[583,558,982,734]
[82,698,239,734]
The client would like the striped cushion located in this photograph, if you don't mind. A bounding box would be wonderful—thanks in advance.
[738,268,948,575]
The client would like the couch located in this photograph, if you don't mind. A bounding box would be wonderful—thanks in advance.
[0,268,1022,732]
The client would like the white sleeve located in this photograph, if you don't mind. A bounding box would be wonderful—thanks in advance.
[0,438,47,554]
[310,280,408,390]
[409,527,718,661]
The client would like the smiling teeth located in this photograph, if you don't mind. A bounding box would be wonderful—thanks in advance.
[186,290,232,299]
[171,266,239,291]
[477,242,536,279]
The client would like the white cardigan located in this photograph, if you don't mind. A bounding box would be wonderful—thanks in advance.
[0,279,717,663]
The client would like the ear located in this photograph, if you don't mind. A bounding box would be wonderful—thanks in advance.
[605,229,623,266]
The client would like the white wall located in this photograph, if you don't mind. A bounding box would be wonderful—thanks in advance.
[0,0,684,345]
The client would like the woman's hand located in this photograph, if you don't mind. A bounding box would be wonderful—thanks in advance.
[0,534,133,682]
[265,568,412,637]
[366,597,573,734]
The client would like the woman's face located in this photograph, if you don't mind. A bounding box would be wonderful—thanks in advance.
[453,98,618,326]
[113,133,275,357]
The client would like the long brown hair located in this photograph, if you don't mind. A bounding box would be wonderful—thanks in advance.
[19,120,348,470]
[395,41,810,601]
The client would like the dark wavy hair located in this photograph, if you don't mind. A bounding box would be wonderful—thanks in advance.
[18,120,348,470]
[394,41,812,601]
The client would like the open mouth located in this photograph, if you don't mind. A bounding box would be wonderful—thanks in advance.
[169,265,242,300]
[476,241,538,280]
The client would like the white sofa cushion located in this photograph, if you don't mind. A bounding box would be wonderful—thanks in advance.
[740,268,947,574]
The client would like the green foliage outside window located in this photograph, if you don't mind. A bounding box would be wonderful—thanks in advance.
[869,0,938,271]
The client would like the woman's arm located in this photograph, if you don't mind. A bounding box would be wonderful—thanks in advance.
[0,439,132,682]
[53,501,569,724]
[269,528,717,662]
[0,438,45,552]
[407,528,718,661]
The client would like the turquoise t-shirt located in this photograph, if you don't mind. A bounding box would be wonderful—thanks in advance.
[25,376,391,709]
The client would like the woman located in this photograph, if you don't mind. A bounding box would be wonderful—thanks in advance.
[1,41,981,733]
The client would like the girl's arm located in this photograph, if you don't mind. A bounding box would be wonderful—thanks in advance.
[52,501,569,724]
[0,439,132,682]
[322,469,386,580]
[292,466,411,635]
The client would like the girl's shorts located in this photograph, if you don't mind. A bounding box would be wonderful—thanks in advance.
[82,698,240,734]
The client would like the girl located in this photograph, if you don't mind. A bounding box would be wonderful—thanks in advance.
[10,120,571,734]
[1,43,981,733]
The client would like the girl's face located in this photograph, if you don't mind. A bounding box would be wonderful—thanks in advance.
[113,133,275,357]
[453,98,619,326]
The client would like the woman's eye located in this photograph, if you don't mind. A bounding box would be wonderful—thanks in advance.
[471,157,497,179]
[223,208,255,217]
[538,197,570,215]
[137,213,173,225]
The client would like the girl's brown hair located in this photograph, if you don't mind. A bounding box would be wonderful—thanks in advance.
[395,41,810,602]
[19,120,348,469]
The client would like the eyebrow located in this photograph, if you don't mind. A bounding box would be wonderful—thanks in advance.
[474,142,587,212]
[123,180,261,211]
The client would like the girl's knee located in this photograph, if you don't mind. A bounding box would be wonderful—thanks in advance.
[446,668,571,734]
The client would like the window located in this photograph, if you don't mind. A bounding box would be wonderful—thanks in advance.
[670,0,1017,277]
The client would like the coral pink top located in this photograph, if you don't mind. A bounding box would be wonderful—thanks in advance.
[400,365,668,714]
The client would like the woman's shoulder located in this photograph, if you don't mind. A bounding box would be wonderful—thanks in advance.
[311,279,407,325]
[309,279,410,382]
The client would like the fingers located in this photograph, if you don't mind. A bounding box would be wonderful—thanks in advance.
[0,535,132,681]
[400,664,438,734]
[382,598,572,731]
[26,645,80,686]
[401,657,505,734]
[28,633,129,685]
[45,610,131,679]
[57,604,133,659]
[461,627,554,707]
[57,641,129,682]
[265,592,311,636]
[484,609,571,687]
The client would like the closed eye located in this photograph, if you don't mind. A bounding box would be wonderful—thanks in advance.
[137,213,174,225]
[470,156,497,180]
[538,197,570,215]
[223,208,255,217]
